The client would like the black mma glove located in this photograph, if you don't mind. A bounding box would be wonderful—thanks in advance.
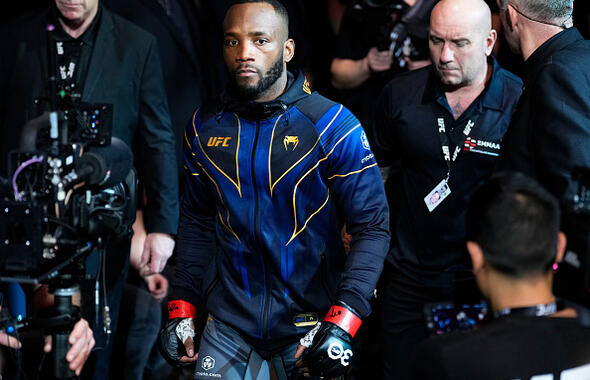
[158,300,198,366]
[297,302,362,378]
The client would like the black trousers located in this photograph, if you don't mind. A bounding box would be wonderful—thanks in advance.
[379,264,480,380]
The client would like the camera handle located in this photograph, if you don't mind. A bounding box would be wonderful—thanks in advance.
[27,280,81,379]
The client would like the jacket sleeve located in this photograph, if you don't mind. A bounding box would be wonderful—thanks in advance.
[169,113,217,308]
[325,106,391,317]
[135,36,179,235]
[529,62,590,202]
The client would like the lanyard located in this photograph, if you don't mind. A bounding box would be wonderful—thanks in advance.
[493,300,563,319]
[436,113,480,181]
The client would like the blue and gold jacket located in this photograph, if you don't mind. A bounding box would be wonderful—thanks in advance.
[172,73,390,347]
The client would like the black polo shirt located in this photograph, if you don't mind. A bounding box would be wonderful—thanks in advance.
[367,58,522,287]
[51,4,101,96]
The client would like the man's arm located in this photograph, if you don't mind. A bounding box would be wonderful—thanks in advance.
[321,107,391,317]
[294,109,390,377]
[135,37,179,273]
[158,116,217,366]
[330,48,393,90]
[529,63,590,201]
[327,122,390,317]
[169,115,217,310]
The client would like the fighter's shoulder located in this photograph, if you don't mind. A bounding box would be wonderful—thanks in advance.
[292,92,340,125]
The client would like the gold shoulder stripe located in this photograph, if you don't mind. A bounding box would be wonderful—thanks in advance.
[194,113,242,197]
[286,123,361,245]
[327,163,378,180]
[269,105,343,197]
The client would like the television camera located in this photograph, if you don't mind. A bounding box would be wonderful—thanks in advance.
[0,25,136,379]
[354,0,439,69]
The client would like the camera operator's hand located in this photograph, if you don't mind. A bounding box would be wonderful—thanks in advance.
[0,306,22,349]
[140,232,175,275]
[158,300,199,366]
[43,318,95,376]
[145,273,169,301]
[295,302,362,378]
[366,47,393,73]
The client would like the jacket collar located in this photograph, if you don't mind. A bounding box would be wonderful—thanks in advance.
[220,71,310,120]
[424,56,506,112]
[82,5,115,100]
[523,27,584,85]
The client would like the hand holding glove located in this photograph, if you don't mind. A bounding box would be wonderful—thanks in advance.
[158,300,199,366]
[295,302,362,378]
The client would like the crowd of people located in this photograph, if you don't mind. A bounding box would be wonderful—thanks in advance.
[1,0,590,379]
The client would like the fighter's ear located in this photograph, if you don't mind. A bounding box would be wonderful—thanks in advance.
[284,38,295,63]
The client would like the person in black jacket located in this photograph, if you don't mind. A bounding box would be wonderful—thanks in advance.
[0,1,179,378]
[412,172,590,380]
[498,0,590,207]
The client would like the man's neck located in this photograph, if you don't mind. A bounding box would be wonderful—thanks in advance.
[444,63,491,120]
[59,8,98,39]
[254,71,288,103]
[521,25,564,61]
[487,271,555,312]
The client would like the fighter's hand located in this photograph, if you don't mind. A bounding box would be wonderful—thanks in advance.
[44,318,94,376]
[295,303,362,378]
[140,232,175,275]
[158,317,198,365]
[366,47,393,72]
[158,300,199,366]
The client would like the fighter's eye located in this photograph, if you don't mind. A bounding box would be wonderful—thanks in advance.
[225,39,238,47]
[256,39,269,45]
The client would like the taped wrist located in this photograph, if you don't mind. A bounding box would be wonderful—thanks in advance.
[168,300,196,319]
[323,303,362,338]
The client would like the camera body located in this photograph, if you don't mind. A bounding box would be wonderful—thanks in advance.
[0,100,135,283]
[353,0,437,68]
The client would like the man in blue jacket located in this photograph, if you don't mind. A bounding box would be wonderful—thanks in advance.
[158,1,390,379]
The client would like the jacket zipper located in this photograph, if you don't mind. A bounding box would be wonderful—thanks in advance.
[251,120,271,340]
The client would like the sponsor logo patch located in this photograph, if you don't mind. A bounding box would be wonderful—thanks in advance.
[360,131,370,150]
[202,356,215,371]
[327,342,353,367]
[284,136,299,151]
[463,137,500,156]
[207,137,232,147]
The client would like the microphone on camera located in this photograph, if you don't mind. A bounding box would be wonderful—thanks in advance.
[74,137,133,188]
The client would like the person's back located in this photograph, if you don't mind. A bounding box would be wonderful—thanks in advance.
[411,172,590,379]
[414,303,590,379]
